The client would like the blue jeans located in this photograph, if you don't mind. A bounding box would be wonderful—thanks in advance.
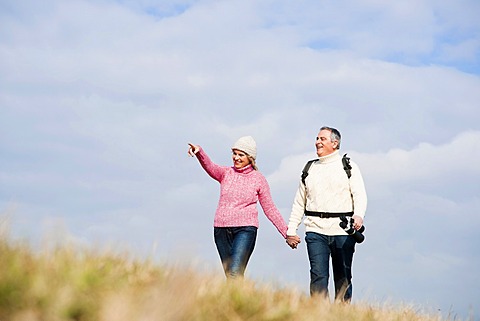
[214,226,258,278]
[305,232,356,302]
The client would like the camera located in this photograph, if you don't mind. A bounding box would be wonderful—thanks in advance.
[339,216,365,243]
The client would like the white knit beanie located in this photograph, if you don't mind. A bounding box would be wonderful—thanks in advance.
[232,136,257,159]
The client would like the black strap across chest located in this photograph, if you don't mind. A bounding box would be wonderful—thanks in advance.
[301,153,352,185]
[301,153,353,217]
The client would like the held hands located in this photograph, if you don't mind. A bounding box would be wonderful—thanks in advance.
[286,235,301,249]
[188,143,199,157]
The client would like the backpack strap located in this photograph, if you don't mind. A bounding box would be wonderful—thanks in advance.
[301,154,353,212]
[342,153,352,179]
[301,159,317,185]
[301,154,352,185]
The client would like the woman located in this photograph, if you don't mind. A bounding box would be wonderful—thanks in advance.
[188,136,290,278]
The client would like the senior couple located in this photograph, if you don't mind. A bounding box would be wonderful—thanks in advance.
[188,126,367,302]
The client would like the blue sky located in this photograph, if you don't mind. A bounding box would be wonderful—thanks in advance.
[1,0,479,319]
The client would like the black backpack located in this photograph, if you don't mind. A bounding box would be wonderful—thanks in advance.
[301,153,352,185]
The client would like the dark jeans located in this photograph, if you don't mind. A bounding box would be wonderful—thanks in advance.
[305,232,356,302]
[214,226,258,278]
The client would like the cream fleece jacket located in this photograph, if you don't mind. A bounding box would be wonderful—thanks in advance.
[287,150,367,236]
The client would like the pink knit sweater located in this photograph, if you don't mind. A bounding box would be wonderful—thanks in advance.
[195,147,287,238]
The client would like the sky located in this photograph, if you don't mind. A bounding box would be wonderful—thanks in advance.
[1,0,479,319]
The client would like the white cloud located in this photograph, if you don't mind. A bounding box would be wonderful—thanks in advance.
[353,130,480,186]
[268,130,480,196]
[1,0,479,318]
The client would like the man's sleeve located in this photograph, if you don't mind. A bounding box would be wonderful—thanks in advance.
[287,181,306,236]
[350,162,367,218]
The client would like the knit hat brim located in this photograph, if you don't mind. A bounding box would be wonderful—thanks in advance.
[232,136,257,159]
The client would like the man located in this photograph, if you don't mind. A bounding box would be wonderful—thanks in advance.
[286,126,367,302]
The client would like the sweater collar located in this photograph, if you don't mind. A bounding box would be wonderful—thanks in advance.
[233,164,254,174]
[318,150,341,164]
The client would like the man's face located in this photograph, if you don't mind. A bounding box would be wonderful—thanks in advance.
[315,129,338,157]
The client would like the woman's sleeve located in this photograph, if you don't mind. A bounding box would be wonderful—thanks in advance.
[196,147,227,182]
[257,175,288,238]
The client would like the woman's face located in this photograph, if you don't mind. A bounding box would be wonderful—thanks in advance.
[232,149,250,169]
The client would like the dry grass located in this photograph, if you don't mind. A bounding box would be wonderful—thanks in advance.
[0,223,455,321]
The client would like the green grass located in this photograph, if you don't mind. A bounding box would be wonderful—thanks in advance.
[0,230,456,321]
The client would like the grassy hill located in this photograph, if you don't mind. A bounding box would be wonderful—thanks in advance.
[0,232,452,321]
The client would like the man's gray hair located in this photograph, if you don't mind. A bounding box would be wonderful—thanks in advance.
[320,126,341,149]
